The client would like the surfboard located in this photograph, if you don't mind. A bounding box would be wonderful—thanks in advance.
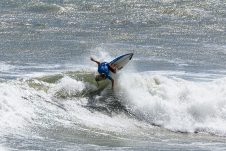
[109,53,133,71]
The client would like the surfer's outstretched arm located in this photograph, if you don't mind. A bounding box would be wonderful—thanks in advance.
[90,57,100,65]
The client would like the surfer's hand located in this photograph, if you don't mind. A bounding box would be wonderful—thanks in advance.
[91,57,100,65]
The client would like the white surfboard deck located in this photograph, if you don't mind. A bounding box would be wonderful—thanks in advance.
[110,53,133,71]
[109,53,133,78]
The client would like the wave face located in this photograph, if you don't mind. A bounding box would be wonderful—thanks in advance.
[1,71,226,150]
[0,71,157,150]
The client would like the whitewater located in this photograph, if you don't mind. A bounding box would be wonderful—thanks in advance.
[1,0,226,150]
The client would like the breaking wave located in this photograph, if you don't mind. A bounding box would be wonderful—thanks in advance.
[1,70,226,137]
[118,72,226,135]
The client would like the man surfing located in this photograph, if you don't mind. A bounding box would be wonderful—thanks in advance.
[90,57,116,89]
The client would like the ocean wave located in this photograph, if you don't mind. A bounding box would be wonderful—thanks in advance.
[118,72,226,135]
[0,81,35,132]
[0,71,147,135]
[1,70,226,136]
[25,2,73,14]
[0,62,15,73]
[27,71,109,98]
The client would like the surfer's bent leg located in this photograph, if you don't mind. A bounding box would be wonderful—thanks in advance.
[108,76,114,90]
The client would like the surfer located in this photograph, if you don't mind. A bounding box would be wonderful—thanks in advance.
[90,57,116,89]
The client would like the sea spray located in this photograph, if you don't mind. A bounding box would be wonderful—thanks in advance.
[0,82,35,131]
[118,72,226,135]
[48,76,86,98]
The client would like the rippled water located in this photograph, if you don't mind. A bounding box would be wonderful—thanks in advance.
[1,0,226,150]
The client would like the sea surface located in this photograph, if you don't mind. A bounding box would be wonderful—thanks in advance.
[1,0,226,150]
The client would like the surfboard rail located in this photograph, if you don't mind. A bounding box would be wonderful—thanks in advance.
[110,53,133,71]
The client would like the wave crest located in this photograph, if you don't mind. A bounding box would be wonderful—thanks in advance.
[118,72,226,135]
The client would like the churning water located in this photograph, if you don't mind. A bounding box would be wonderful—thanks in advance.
[1,0,226,150]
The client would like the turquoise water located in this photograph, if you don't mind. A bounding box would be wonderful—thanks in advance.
[1,0,226,150]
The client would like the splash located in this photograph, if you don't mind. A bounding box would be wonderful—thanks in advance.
[118,72,226,135]
[1,70,226,137]
[90,46,114,63]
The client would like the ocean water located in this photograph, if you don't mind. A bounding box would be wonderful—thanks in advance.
[1,0,226,150]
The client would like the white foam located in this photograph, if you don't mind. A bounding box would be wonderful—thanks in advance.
[3,70,226,136]
[118,72,226,135]
[0,81,35,133]
[42,75,142,132]
[48,76,86,98]
[0,145,8,151]
[0,62,15,72]
[62,99,152,133]
[57,76,85,92]
[0,74,149,138]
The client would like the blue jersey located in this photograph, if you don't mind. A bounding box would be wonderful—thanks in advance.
[98,62,111,79]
